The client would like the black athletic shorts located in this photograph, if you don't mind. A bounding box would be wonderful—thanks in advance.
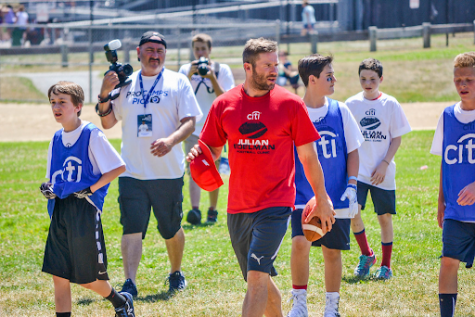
[227,206,291,281]
[118,176,184,240]
[42,196,109,284]
[291,208,351,250]
[357,181,396,215]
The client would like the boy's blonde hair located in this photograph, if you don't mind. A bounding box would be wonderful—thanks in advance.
[242,37,277,67]
[192,33,213,49]
[48,81,84,116]
[454,52,475,68]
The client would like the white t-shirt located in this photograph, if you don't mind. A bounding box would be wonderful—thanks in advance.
[16,11,28,27]
[112,68,202,180]
[346,92,412,190]
[302,5,316,24]
[304,98,365,218]
[46,121,125,178]
[178,62,235,136]
[431,102,475,155]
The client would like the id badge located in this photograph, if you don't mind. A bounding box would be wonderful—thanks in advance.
[137,114,152,137]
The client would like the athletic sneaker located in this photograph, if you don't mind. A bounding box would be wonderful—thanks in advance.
[207,208,218,223]
[120,279,138,298]
[286,289,308,317]
[166,271,187,294]
[115,292,135,317]
[323,293,340,317]
[354,251,377,278]
[375,265,393,280]
[186,208,201,225]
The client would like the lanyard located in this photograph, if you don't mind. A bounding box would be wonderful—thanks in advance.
[138,68,164,109]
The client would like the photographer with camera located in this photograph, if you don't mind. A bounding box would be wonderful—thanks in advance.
[96,31,202,296]
[179,33,235,225]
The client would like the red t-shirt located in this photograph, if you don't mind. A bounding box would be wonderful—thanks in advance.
[200,84,320,214]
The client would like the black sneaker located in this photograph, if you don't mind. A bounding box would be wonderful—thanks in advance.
[206,208,218,223]
[115,292,135,317]
[120,279,138,298]
[166,271,187,294]
[186,208,201,225]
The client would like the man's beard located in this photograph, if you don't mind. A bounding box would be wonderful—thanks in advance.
[251,67,276,91]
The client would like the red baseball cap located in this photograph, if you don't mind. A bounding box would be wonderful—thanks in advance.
[190,139,224,192]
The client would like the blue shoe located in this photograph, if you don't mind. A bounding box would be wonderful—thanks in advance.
[166,271,187,294]
[206,208,218,223]
[115,292,135,317]
[120,279,138,298]
[375,265,393,280]
[354,251,376,278]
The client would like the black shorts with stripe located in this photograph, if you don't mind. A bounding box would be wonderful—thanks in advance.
[42,195,109,284]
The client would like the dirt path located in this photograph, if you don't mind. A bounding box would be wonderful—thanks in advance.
[0,101,453,142]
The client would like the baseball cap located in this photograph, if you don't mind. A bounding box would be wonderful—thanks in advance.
[190,139,224,192]
[139,31,167,48]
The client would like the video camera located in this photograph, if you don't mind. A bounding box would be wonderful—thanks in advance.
[194,56,209,76]
[104,39,133,89]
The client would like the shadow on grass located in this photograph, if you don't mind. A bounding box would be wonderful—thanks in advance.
[77,298,95,306]
[137,291,173,303]
[182,221,218,231]
[342,276,389,284]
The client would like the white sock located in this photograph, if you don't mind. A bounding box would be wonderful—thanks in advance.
[292,289,307,296]
[326,292,339,300]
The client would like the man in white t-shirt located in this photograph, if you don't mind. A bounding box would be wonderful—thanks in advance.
[346,58,411,280]
[301,0,316,36]
[179,33,235,224]
[97,31,202,296]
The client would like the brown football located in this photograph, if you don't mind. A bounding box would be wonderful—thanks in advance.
[301,196,332,242]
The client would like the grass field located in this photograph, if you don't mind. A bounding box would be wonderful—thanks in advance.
[1,130,474,316]
[1,32,474,103]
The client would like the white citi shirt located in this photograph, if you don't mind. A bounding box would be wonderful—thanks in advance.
[346,92,412,190]
[178,62,235,136]
[112,69,202,180]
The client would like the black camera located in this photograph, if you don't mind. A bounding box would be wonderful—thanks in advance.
[104,39,133,89]
[195,56,209,76]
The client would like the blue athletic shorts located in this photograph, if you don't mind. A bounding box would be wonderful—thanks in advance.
[291,208,351,250]
[227,206,291,281]
[357,181,396,215]
[118,176,184,240]
[442,219,475,268]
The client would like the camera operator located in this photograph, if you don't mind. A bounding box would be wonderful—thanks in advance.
[179,33,235,225]
[97,31,202,296]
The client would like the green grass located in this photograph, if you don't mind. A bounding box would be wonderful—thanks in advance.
[1,131,474,316]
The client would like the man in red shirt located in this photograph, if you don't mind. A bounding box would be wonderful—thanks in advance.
[187,38,335,317]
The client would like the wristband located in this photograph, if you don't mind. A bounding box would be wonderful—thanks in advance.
[348,176,357,182]
[383,159,390,165]
[98,94,111,104]
[95,103,113,117]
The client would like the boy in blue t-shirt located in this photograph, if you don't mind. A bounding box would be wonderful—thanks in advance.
[287,54,363,317]
[39,81,134,317]
[430,52,475,317]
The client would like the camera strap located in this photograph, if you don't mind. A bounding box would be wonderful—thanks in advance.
[138,68,164,110]
[193,62,220,95]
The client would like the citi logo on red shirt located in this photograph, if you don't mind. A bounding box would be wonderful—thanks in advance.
[247,111,261,120]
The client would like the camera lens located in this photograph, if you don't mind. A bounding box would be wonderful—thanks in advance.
[198,65,208,76]
[120,64,134,76]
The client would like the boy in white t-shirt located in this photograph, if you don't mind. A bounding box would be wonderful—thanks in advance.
[430,52,475,317]
[346,58,411,280]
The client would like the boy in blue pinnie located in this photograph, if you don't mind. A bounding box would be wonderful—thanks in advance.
[39,81,133,317]
[287,54,363,317]
[430,52,475,317]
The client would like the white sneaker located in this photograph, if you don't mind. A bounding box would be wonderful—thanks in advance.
[287,289,308,317]
[323,293,340,317]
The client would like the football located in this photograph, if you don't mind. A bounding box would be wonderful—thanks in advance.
[301,195,332,242]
